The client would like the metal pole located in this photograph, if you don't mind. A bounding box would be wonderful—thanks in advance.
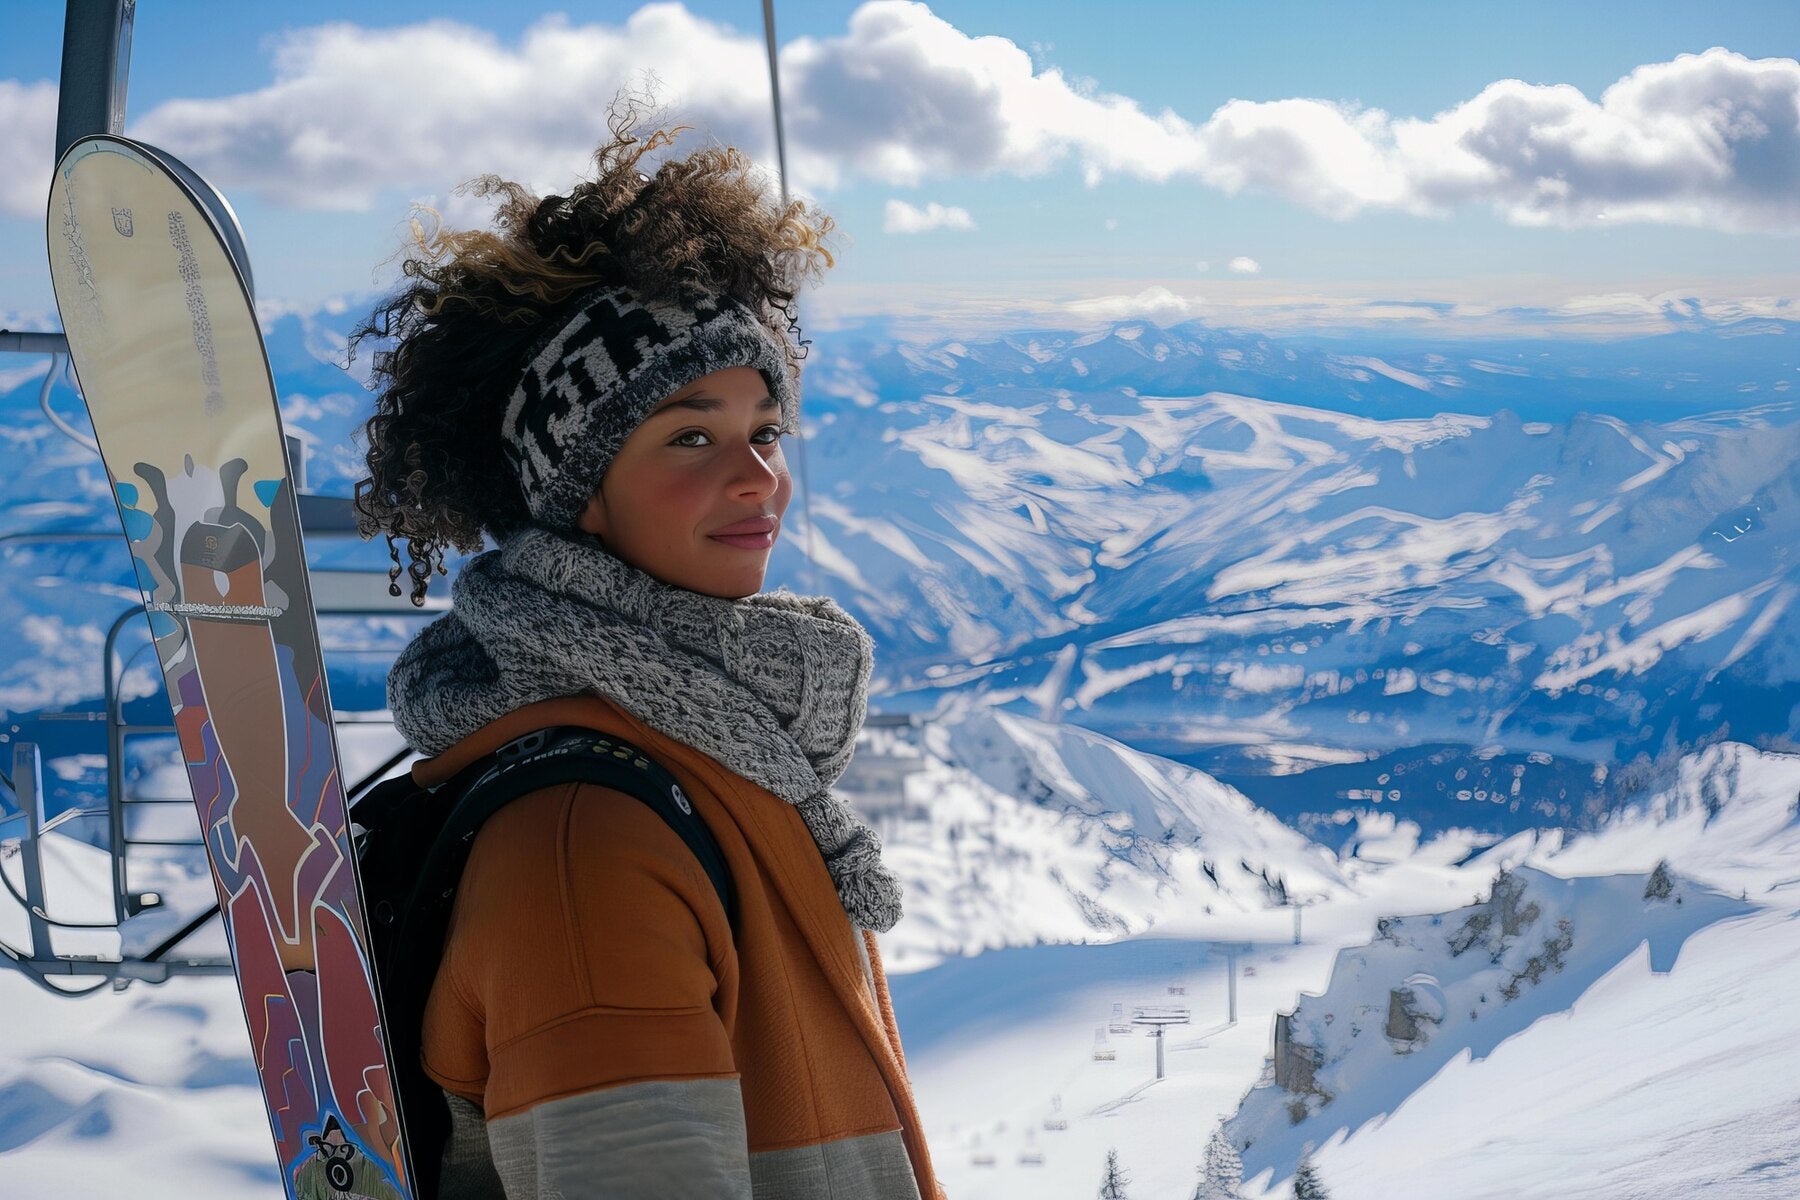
[15,744,55,961]
[54,0,136,160]
[1154,1026,1165,1080]
[1227,950,1238,1024]
[1293,903,1302,945]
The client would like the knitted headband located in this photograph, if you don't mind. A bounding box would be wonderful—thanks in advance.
[501,285,798,529]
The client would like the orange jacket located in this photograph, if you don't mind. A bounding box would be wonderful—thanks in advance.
[413,695,942,1198]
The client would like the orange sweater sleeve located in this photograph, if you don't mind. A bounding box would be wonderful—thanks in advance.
[420,781,742,1119]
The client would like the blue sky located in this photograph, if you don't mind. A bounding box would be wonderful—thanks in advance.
[3,1,1797,334]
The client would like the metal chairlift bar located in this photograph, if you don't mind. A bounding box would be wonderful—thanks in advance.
[55,0,134,160]
[14,745,53,959]
[111,744,418,970]
[19,958,235,981]
[0,331,70,356]
[37,804,105,835]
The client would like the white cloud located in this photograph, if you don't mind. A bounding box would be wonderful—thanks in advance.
[1250,50,1800,230]
[883,198,976,233]
[129,8,778,211]
[3,3,1787,236]
[1379,51,1800,231]
[1229,256,1261,274]
[1103,217,1118,230]
[810,278,1797,339]
[1195,260,1210,273]
[787,8,1800,231]
[0,79,57,219]
[782,1,1204,189]
[1064,286,1194,321]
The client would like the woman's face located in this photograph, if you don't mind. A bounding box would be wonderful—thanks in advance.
[577,365,793,599]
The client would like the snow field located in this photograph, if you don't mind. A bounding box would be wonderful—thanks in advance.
[1,712,1796,1198]
[0,969,280,1199]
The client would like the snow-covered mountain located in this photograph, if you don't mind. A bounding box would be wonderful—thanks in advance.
[784,320,1799,839]
[6,313,1796,839]
[845,703,1346,971]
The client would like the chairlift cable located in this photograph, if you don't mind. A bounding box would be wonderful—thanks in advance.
[760,1,791,208]
[762,0,820,595]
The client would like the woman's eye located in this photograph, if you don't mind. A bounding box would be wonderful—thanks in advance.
[671,430,712,447]
[752,425,787,445]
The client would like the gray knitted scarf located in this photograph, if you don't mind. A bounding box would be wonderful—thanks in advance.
[387,526,903,932]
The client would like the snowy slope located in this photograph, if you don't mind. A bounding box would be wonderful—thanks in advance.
[1280,904,1800,1200]
[874,386,1795,758]
[812,703,1347,972]
[1211,742,1800,1199]
[888,738,1800,1200]
[1528,740,1800,898]
[0,970,279,1200]
[1223,864,1754,1192]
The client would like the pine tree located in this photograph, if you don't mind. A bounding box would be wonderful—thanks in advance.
[1098,1147,1131,1199]
[1292,1152,1330,1199]
[1193,1129,1244,1199]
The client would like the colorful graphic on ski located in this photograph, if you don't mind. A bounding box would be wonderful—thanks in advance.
[47,135,414,1200]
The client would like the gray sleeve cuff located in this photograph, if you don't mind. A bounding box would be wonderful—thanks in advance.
[487,1076,752,1199]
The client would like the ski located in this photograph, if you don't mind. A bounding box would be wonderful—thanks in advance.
[46,134,415,1200]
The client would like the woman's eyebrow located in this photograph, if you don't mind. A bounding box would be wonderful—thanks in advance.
[651,394,780,416]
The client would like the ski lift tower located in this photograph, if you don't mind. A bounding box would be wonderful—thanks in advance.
[1132,1004,1191,1080]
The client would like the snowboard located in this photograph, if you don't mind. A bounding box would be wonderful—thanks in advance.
[46,135,415,1200]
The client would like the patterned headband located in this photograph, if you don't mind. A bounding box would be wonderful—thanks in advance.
[501,285,798,529]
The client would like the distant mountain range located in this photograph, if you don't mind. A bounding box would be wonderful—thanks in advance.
[784,317,1799,835]
[3,310,1795,838]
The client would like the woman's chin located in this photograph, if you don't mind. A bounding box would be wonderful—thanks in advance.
[685,564,771,600]
[601,542,772,598]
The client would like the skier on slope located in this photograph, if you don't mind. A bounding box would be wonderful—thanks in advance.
[353,104,941,1199]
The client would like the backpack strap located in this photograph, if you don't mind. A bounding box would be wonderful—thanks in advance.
[428,723,730,928]
[406,726,737,949]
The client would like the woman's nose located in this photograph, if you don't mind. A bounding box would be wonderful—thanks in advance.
[729,440,782,498]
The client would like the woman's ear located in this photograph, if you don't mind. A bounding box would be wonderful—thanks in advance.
[576,489,609,541]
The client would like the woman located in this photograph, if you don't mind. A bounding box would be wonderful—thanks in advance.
[355,112,941,1199]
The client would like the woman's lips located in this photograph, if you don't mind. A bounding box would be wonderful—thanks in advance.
[711,531,776,550]
[708,515,778,550]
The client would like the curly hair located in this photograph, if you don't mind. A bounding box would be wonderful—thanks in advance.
[353,103,834,604]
